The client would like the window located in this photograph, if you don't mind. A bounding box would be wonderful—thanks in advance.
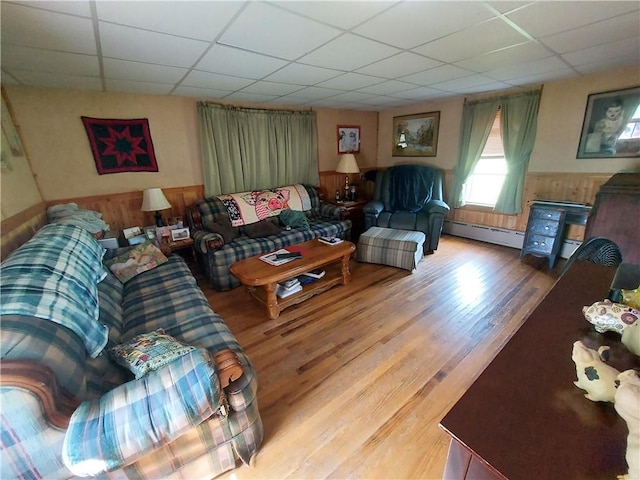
[462,109,507,207]
[617,103,640,141]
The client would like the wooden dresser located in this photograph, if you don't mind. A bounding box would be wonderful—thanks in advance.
[585,172,640,265]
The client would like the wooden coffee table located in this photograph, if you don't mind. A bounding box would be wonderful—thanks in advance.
[229,239,356,319]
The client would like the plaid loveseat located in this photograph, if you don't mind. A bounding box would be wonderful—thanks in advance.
[188,184,352,291]
[0,224,262,479]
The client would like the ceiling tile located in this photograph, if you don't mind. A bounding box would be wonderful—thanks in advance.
[485,2,532,15]
[8,69,102,90]
[224,91,281,103]
[486,56,571,81]
[103,58,187,84]
[0,71,20,85]
[1,3,96,54]
[353,1,494,49]
[195,44,289,79]
[2,46,99,76]
[298,34,400,71]
[219,2,341,60]
[561,37,640,68]
[506,1,640,38]
[356,52,442,79]
[574,57,640,76]
[540,12,640,54]
[12,0,93,17]
[316,72,384,90]
[392,86,449,100]
[181,70,254,91]
[414,18,530,63]
[356,80,417,95]
[239,81,305,96]
[281,86,342,100]
[324,91,378,103]
[263,63,343,85]
[505,69,577,87]
[96,1,243,41]
[455,41,553,72]
[274,1,394,30]
[172,85,233,99]
[105,79,174,95]
[431,74,505,91]
[399,64,475,86]
[99,22,209,67]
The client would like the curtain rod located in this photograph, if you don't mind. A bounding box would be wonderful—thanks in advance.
[197,101,313,114]
[464,85,543,106]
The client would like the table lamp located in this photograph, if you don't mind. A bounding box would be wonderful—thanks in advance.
[336,153,360,201]
[141,188,171,226]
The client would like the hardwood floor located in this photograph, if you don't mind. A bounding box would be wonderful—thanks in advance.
[197,235,562,480]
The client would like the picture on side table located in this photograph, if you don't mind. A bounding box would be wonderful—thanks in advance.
[392,111,440,157]
[170,227,190,241]
[577,86,640,159]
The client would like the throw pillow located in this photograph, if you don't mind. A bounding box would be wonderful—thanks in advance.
[280,208,311,230]
[105,241,168,283]
[203,213,239,244]
[108,329,196,379]
[243,219,283,238]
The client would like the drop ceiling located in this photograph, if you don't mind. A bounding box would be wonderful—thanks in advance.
[1,1,639,111]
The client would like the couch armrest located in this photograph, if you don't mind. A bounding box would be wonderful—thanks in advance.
[318,202,346,220]
[193,229,225,253]
[363,200,384,216]
[0,360,80,429]
[423,199,450,216]
[62,349,227,476]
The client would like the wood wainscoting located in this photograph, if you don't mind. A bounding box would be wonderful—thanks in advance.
[1,201,47,260]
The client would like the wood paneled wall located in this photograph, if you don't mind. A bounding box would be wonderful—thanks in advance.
[444,171,612,240]
[0,172,613,259]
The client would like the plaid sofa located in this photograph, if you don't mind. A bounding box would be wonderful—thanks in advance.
[188,185,352,291]
[0,224,262,479]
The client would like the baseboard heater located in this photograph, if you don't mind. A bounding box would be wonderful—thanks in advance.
[443,220,581,260]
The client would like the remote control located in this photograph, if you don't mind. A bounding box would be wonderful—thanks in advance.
[275,252,302,260]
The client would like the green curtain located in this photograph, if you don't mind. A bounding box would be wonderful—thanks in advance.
[198,103,319,196]
[494,91,541,214]
[449,100,499,208]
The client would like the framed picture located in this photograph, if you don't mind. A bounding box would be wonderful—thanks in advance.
[143,226,156,240]
[123,226,142,240]
[170,227,190,241]
[392,111,440,157]
[337,125,360,154]
[577,86,640,159]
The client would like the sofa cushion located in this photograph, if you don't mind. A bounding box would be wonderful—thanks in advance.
[0,223,108,358]
[98,270,124,346]
[109,329,196,379]
[203,213,239,243]
[243,218,283,238]
[105,241,168,283]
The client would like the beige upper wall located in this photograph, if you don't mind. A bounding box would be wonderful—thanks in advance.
[3,86,377,202]
[377,65,640,173]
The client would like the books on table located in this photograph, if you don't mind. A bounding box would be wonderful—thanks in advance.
[276,281,302,298]
[259,249,298,266]
[297,269,325,285]
[318,236,343,246]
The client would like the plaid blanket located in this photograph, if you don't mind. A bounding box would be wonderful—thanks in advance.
[63,349,226,476]
[0,223,108,357]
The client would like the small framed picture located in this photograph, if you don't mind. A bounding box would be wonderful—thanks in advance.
[171,227,190,241]
[123,226,142,240]
[143,226,156,240]
[337,125,360,154]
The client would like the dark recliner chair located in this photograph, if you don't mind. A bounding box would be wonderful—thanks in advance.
[363,164,450,254]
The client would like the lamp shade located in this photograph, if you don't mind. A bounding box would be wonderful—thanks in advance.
[336,153,360,174]
[141,188,171,212]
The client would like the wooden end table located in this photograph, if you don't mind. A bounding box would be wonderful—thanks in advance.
[229,239,356,319]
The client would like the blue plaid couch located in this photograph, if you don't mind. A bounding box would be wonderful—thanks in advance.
[0,224,262,479]
[188,185,352,291]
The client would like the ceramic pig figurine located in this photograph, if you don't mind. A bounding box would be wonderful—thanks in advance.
[572,340,621,403]
[621,320,640,356]
[614,370,640,480]
[582,299,640,334]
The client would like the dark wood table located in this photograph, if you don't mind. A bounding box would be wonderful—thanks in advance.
[439,261,639,480]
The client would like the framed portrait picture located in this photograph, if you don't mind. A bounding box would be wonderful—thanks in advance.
[337,125,360,154]
[143,226,156,240]
[577,86,640,159]
[392,111,440,157]
[170,227,190,242]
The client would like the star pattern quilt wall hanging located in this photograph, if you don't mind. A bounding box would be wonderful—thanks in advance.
[81,117,159,174]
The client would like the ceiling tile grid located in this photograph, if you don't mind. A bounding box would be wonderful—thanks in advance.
[1,0,638,110]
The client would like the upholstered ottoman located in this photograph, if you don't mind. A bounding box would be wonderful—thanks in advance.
[356,227,426,271]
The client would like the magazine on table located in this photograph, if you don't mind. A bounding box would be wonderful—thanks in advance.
[276,283,302,298]
[259,249,297,266]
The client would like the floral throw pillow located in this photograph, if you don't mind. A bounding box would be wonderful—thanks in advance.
[109,329,196,379]
[105,240,168,283]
